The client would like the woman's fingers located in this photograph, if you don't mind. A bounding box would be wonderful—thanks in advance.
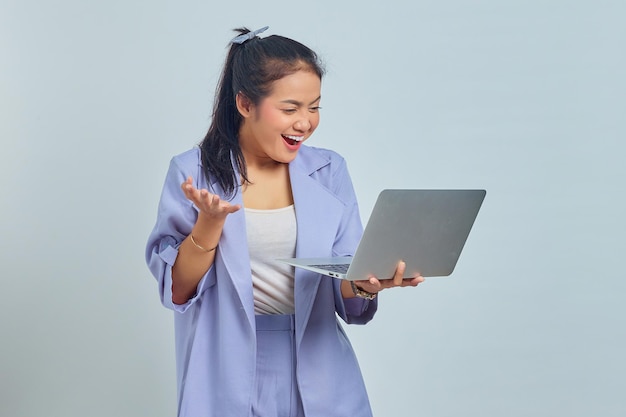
[181,179,241,217]
[182,178,219,212]
[393,261,406,286]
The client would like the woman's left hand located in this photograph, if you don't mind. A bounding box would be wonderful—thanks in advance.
[353,261,424,294]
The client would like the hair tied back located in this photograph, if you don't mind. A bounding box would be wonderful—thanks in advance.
[230,26,270,44]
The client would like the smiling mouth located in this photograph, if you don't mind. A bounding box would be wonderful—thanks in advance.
[282,134,303,146]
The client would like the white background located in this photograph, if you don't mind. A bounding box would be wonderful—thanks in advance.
[1,0,624,416]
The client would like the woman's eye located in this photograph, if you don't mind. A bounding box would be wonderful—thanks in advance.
[282,109,297,114]
[309,106,322,113]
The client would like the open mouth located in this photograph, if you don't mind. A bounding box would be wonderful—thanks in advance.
[282,134,303,146]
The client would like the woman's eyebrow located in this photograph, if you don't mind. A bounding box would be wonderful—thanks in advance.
[280,96,322,106]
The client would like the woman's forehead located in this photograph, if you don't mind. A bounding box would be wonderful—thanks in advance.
[265,70,321,100]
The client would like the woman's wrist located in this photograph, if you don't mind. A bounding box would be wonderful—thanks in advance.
[189,234,218,253]
[350,281,377,300]
[190,213,226,251]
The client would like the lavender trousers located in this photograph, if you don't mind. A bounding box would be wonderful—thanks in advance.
[252,314,305,417]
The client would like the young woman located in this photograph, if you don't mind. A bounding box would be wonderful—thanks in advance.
[146,27,424,417]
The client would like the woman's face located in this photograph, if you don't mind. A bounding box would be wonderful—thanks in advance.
[237,69,321,166]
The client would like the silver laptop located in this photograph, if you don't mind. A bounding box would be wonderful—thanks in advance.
[278,189,486,281]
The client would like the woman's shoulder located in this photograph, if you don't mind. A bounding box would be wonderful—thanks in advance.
[163,147,205,187]
[170,146,201,167]
[165,146,203,178]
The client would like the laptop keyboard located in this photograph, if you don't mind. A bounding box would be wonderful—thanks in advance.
[311,264,350,273]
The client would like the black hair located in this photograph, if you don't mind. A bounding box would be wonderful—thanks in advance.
[199,27,325,198]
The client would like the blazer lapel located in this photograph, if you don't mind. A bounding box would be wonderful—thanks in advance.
[289,153,345,334]
[207,178,256,331]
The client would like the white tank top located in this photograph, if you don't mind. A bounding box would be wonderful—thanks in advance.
[244,205,297,315]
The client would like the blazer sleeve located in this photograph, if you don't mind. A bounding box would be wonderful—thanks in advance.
[332,197,379,324]
[145,153,217,313]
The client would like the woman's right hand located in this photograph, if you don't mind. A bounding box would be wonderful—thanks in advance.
[181,176,241,219]
[172,177,240,305]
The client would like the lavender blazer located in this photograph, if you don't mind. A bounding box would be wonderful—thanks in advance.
[146,145,378,417]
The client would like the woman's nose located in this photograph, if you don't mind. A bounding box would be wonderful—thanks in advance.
[293,115,312,132]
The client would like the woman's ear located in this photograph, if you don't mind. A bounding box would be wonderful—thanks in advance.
[235,92,253,118]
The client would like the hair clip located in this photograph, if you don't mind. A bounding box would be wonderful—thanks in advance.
[230,26,269,44]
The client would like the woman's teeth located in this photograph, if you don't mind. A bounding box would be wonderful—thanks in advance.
[282,135,303,145]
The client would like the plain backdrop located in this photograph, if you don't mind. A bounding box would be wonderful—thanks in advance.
[1,0,625,416]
